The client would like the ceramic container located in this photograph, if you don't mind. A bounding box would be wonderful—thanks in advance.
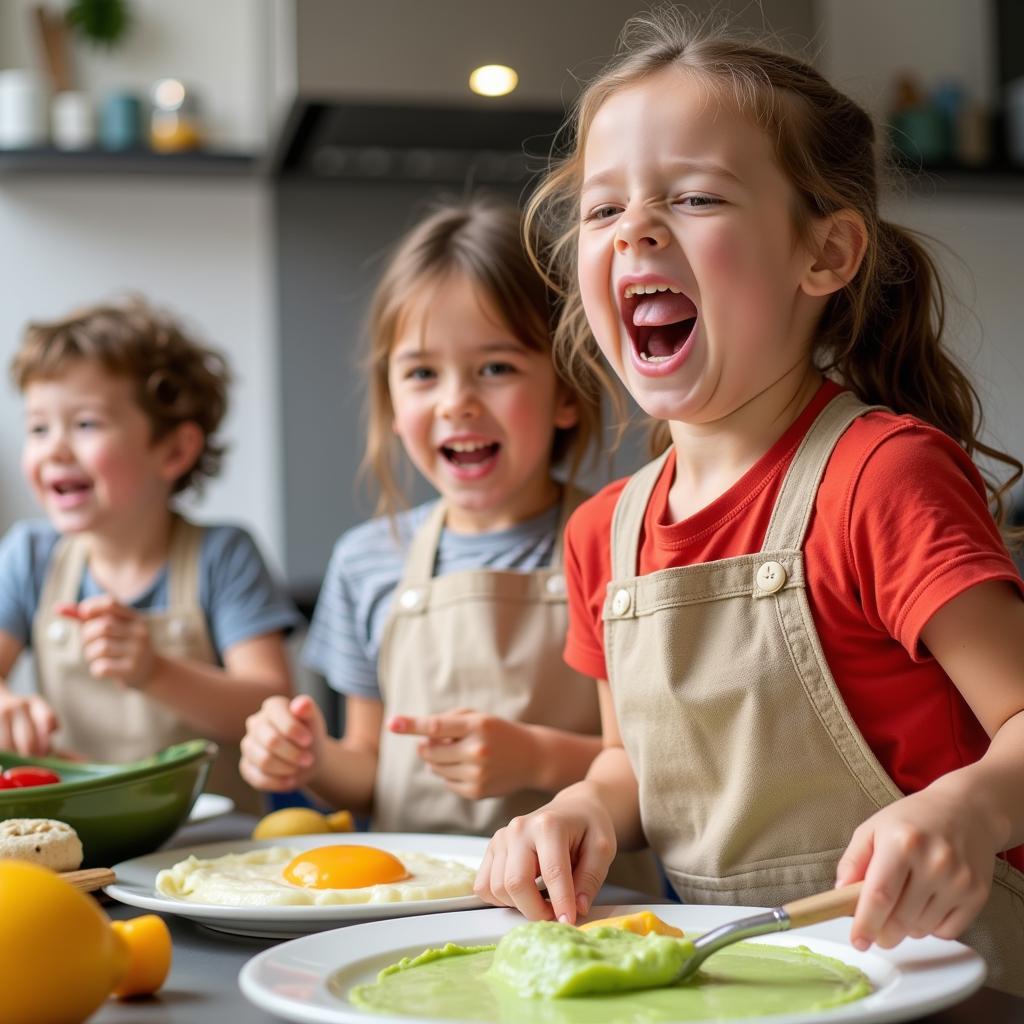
[99,91,142,150]
[0,739,216,867]
[0,69,47,149]
[51,90,94,150]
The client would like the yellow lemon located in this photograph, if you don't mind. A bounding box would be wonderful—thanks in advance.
[579,910,685,937]
[252,806,355,840]
[110,915,172,999]
[0,860,130,1024]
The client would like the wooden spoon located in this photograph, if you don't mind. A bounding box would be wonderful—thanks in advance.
[33,5,74,93]
[60,867,116,893]
[673,881,864,983]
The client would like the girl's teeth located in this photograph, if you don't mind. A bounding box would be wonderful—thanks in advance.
[446,442,489,452]
[623,283,683,298]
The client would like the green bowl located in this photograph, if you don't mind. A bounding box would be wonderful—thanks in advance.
[0,739,217,867]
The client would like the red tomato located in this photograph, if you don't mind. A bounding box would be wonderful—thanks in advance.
[0,776,18,790]
[1,766,62,787]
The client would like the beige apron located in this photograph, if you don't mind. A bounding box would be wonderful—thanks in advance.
[32,516,263,814]
[604,390,1024,993]
[375,490,661,893]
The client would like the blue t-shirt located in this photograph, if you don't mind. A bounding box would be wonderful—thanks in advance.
[302,500,562,701]
[0,519,301,664]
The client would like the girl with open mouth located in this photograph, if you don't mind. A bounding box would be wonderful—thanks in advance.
[475,10,1024,996]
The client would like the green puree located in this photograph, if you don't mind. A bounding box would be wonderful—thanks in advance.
[348,921,872,1023]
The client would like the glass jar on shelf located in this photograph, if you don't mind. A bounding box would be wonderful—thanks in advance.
[149,78,203,153]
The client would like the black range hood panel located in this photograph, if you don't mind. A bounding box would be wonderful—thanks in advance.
[273,99,567,183]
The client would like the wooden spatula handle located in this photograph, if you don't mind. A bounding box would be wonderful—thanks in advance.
[782,881,863,927]
[60,868,116,893]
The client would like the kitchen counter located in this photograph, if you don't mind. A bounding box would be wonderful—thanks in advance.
[93,813,1024,1024]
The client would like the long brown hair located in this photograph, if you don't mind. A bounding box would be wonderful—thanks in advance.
[525,9,1022,534]
[363,198,605,519]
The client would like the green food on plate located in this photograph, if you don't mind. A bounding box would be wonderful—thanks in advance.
[347,921,872,1022]
[490,921,697,997]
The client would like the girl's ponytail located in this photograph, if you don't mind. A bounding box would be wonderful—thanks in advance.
[818,221,1022,535]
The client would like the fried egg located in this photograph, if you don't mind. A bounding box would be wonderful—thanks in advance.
[154,844,476,906]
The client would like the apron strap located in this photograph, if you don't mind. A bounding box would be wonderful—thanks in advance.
[166,516,205,608]
[610,450,672,580]
[399,501,447,586]
[38,534,89,609]
[761,391,880,552]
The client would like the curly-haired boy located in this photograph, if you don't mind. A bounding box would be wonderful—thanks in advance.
[0,298,300,810]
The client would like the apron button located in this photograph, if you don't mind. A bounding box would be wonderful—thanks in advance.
[545,573,566,596]
[399,587,423,610]
[755,561,787,594]
[611,588,632,616]
[47,620,69,642]
[168,618,188,639]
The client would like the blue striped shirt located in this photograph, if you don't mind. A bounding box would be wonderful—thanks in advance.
[302,500,562,700]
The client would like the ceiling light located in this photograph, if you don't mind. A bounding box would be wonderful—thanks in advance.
[469,65,519,98]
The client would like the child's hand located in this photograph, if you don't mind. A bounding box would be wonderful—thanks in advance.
[835,783,1001,950]
[65,597,157,689]
[474,788,616,923]
[388,709,535,800]
[0,692,58,756]
[239,694,326,792]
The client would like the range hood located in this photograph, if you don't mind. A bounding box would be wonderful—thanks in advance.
[270,99,566,184]
[270,0,815,183]
[265,0,659,184]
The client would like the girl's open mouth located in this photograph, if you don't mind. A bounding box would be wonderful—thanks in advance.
[440,440,500,479]
[621,284,698,376]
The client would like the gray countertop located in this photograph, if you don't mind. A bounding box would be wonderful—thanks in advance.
[91,813,1024,1024]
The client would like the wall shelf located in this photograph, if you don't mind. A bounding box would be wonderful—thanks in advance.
[3,146,1022,195]
[0,148,261,177]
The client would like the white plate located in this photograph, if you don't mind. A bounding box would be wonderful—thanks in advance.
[187,793,235,821]
[239,903,986,1024]
[105,833,489,937]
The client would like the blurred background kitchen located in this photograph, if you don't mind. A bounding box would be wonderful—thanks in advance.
[1,0,1022,667]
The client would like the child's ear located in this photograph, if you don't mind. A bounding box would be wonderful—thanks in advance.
[553,388,580,431]
[158,421,205,484]
[801,210,867,298]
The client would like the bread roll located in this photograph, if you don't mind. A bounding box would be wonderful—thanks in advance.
[0,818,83,871]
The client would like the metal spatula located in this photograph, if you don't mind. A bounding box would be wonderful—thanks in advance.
[674,881,864,983]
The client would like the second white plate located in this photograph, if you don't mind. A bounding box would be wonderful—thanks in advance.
[105,832,489,937]
[187,792,235,821]
[239,903,987,1024]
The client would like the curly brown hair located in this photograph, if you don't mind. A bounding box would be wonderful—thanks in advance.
[525,8,1022,537]
[11,297,230,495]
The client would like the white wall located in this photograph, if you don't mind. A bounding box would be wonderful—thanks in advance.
[0,0,274,149]
[882,195,1024,469]
[817,0,994,118]
[819,0,1024,472]
[0,1,284,566]
[293,0,816,104]
[0,179,283,566]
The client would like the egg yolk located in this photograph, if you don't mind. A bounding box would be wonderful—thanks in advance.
[282,845,411,889]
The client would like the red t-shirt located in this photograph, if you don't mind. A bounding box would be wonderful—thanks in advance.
[565,380,1024,869]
